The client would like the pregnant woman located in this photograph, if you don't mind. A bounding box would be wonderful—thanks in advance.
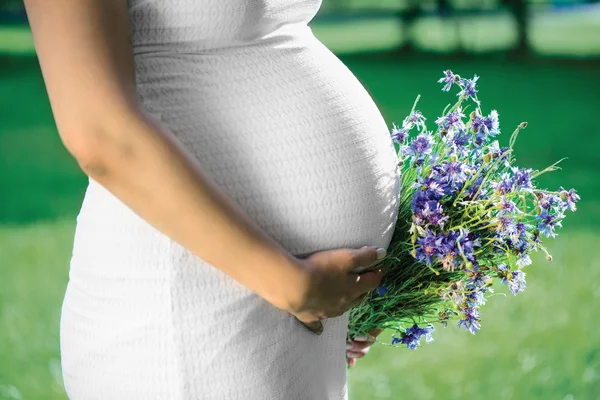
[24,0,400,398]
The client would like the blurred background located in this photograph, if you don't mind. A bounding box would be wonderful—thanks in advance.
[1,0,599,399]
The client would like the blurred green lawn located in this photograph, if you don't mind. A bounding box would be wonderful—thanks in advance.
[1,21,600,400]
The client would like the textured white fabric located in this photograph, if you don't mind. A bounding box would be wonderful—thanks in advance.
[60,0,401,399]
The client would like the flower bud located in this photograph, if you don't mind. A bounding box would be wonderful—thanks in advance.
[519,122,528,129]
[546,254,553,262]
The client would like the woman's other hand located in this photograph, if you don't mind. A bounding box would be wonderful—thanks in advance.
[346,328,383,368]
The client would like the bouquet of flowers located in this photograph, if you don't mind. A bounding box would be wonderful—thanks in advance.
[346,70,580,349]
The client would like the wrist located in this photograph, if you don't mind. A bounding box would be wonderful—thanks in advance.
[251,245,312,313]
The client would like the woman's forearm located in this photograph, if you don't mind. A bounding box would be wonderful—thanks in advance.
[72,105,308,312]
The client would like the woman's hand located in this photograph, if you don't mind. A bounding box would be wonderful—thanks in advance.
[346,328,383,368]
[287,246,386,335]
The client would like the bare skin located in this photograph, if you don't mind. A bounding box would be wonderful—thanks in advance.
[24,0,387,335]
[346,329,383,368]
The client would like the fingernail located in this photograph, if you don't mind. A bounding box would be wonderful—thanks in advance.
[347,351,361,358]
[346,342,353,350]
[353,336,368,342]
[376,248,386,260]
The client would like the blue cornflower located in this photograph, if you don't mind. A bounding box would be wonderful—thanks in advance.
[404,110,427,132]
[435,109,466,134]
[511,167,533,192]
[474,130,489,147]
[405,132,434,157]
[491,172,514,195]
[559,187,580,212]
[375,285,389,296]
[516,253,532,268]
[458,306,481,335]
[488,141,510,159]
[458,74,479,100]
[416,230,443,266]
[496,216,517,237]
[508,270,527,295]
[423,201,448,228]
[394,324,435,350]
[469,272,493,289]
[417,173,449,199]
[410,189,429,214]
[470,110,485,133]
[444,161,468,186]
[498,196,517,215]
[466,289,487,307]
[437,231,460,272]
[438,70,457,92]
[483,110,500,136]
[538,192,561,211]
[537,208,564,238]
[391,122,409,144]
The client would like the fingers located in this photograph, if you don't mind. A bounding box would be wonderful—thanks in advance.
[347,357,356,368]
[346,246,386,274]
[347,339,373,352]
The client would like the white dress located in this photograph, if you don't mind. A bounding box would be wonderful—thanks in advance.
[59,0,401,399]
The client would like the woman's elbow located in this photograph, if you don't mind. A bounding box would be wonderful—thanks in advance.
[58,121,115,177]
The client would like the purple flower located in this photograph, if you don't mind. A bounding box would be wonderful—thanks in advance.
[511,167,534,192]
[508,270,527,295]
[444,161,469,186]
[483,110,500,136]
[516,254,532,268]
[438,70,457,92]
[498,196,517,215]
[538,193,561,211]
[458,75,479,100]
[405,132,434,157]
[415,230,443,266]
[491,172,514,195]
[391,122,408,143]
[496,216,517,237]
[559,187,580,212]
[422,201,448,227]
[466,289,487,307]
[404,110,427,132]
[392,324,435,350]
[537,208,563,238]
[470,110,485,133]
[488,141,509,159]
[458,306,481,335]
[435,109,466,134]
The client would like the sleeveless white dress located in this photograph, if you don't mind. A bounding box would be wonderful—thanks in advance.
[59,0,401,399]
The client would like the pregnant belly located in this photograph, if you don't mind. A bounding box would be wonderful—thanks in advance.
[130,30,400,256]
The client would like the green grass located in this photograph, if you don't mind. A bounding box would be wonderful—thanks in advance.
[1,44,599,400]
[1,222,598,399]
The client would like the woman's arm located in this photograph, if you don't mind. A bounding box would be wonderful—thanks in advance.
[23,0,309,312]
